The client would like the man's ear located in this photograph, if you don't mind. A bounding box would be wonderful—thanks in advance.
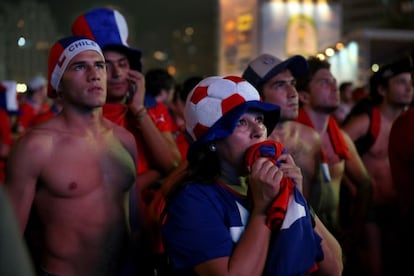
[56,84,64,98]
[377,85,387,98]
[298,90,310,105]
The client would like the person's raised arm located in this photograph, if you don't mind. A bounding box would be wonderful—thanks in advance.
[128,70,181,175]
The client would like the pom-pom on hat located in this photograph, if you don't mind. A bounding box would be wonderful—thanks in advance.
[185,76,280,148]
[47,36,104,98]
[242,53,308,90]
[71,7,142,71]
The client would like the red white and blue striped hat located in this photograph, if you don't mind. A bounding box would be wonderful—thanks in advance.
[47,36,104,98]
[71,7,142,71]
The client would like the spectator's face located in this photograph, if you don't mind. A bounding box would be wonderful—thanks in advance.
[262,69,299,121]
[59,50,107,108]
[34,85,48,101]
[382,72,414,107]
[104,50,131,102]
[307,68,339,113]
[216,110,267,172]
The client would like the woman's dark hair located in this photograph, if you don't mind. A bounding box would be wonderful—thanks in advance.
[186,143,221,183]
[164,142,221,201]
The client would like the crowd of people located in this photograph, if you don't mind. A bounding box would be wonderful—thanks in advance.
[0,6,413,276]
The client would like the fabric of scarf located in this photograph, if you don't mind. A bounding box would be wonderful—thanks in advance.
[244,140,292,230]
[297,108,350,160]
[244,140,323,275]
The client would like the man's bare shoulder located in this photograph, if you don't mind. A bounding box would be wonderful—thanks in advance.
[6,119,61,179]
[292,121,321,144]
[103,118,137,157]
[13,122,58,154]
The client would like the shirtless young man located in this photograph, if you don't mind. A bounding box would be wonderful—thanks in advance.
[71,8,181,192]
[242,54,330,226]
[71,8,181,274]
[5,36,137,276]
[295,57,372,247]
[342,57,413,275]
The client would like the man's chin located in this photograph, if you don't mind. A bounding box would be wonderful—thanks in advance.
[106,93,127,103]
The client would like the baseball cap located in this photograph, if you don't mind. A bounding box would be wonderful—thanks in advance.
[185,76,280,149]
[242,53,308,89]
[47,36,104,98]
[370,56,413,102]
[71,7,142,71]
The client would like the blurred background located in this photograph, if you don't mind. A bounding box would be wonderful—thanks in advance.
[0,0,413,92]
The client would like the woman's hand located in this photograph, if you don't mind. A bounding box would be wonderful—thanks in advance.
[277,153,303,192]
[248,157,283,215]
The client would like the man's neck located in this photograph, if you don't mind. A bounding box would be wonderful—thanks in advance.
[271,120,292,139]
[381,101,410,121]
[303,106,330,133]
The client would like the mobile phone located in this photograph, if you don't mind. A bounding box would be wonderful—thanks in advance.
[127,82,136,103]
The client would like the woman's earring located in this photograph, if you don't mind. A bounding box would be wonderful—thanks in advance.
[209,144,216,152]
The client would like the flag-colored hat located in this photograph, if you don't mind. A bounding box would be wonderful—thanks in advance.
[47,36,104,98]
[71,7,142,71]
[185,75,280,145]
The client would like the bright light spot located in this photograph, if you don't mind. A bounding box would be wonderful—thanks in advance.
[18,36,26,47]
[316,53,326,60]
[16,83,27,93]
[371,64,380,72]
[287,0,300,15]
[153,51,168,61]
[316,0,330,19]
[184,27,194,36]
[167,65,176,76]
[325,48,335,57]
[336,42,344,50]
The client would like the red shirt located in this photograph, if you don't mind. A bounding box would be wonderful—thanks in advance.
[103,102,175,175]
[389,107,414,210]
[0,109,13,183]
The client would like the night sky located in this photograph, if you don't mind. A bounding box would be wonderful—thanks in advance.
[9,0,219,81]
[53,0,218,79]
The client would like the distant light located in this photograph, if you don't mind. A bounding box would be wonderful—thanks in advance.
[316,53,326,60]
[184,27,194,36]
[18,36,26,47]
[153,51,168,61]
[287,0,300,14]
[325,47,335,57]
[336,42,344,50]
[16,83,27,93]
[371,63,380,72]
[167,65,176,76]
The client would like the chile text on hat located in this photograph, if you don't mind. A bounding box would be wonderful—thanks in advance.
[47,36,104,98]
